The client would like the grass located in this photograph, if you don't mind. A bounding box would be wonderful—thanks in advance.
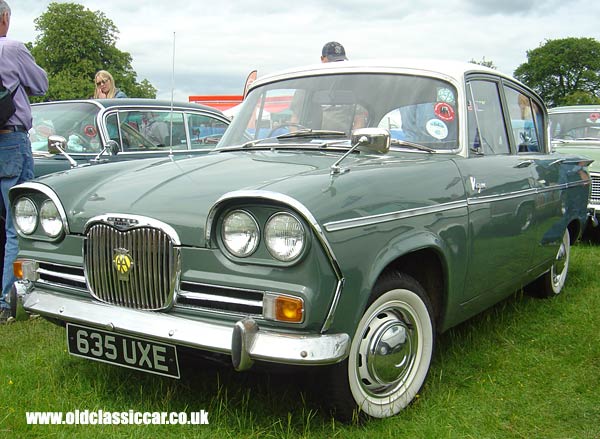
[1,244,599,438]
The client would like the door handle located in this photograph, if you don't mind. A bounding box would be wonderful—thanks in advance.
[514,160,534,168]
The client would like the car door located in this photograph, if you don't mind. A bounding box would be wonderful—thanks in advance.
[504,86,589,266]
[457,78,538,309]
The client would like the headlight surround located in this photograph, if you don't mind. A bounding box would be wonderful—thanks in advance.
[14,197,38,235]
[221,210,260,257]
[265,213,305,262]
[39,199,63,237]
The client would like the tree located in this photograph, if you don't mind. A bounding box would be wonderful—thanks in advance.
[29,2,156,101]
[469,57,497,70]
[514,37,600,107]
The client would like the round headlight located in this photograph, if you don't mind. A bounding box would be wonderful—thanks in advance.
[265,213,305,262]
[14,197,38,235]
[40,199,63,237]
[221,210,260,257]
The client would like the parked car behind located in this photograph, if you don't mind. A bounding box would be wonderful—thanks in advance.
[0,99,230,298]
[10,60,591,420]
[29,99,230,177]
[549,105,600,234]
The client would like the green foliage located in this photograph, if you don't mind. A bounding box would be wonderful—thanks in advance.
[562,90,600,106]
[469,56,497,69]
[514,37,600,107]
[29,2,156,101]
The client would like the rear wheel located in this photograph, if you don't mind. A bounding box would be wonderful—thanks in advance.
[323,272,435,420]
[528,229,570,298]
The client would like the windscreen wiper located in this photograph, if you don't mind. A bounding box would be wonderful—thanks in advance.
[390,138,435,153]
[276,129,347,140]
[235,129,347,149]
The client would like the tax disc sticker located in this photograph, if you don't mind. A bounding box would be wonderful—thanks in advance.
[434,102,455,122]
[426,119,448,140]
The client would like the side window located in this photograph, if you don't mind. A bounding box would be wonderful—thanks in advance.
[188,114,229,148]
[467,80,510,156]
[105,113,122,149]
[531,101,546,152]
[117,111,187,151]
[504,86,544,153]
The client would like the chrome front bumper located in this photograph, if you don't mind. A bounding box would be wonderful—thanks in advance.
[23,290,350,371]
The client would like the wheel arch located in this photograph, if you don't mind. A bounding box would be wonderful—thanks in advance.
[360,231,450,334]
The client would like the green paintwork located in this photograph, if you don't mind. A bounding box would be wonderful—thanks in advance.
[11,62,592,350]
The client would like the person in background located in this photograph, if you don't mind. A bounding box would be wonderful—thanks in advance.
[93,70,127,99]
[321,41,348,63]
[0,0,48,324]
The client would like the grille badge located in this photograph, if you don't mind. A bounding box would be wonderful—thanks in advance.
[113,248,133,281]
[107,216,139,230]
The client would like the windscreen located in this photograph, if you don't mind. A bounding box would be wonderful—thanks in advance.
[549,110,600,141]
[218,73,459,150]
[30,102,101,153]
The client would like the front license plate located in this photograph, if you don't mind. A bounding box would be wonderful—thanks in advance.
[66,323,180,378]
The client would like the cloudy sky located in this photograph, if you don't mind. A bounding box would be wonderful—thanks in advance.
[6,0,599,102]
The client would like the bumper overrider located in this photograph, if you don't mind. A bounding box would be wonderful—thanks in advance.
[23,289,350,372]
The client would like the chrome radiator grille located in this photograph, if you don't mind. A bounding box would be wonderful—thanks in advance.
[591,174,600,206]
[85,224,178,310]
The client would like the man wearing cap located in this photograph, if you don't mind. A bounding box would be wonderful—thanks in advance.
[0,0,48,324]
[321,41,348,63]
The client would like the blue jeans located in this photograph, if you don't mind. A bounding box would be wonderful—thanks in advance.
[1,131,34,309]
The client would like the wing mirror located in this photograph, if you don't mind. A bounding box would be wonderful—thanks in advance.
[352,128,391,154]
[47,135,78,168]
[331,128,391,175]
[106,140,120,156]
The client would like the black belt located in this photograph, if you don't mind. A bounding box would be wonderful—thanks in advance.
[0,125,28,133]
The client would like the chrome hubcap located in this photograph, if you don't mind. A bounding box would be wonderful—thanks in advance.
[356,307,417,397]
[551,232,569,289]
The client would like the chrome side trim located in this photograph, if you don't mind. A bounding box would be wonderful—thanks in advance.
[324,181,588,233]
[205,190,344,333]
[467,188,537,206]
[324,200,467,232]
[9,181,70,235]
[23,290,350,366]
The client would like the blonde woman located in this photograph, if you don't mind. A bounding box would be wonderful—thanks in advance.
[93,70,127,99]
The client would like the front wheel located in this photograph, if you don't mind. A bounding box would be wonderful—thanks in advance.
[323,272,435,420]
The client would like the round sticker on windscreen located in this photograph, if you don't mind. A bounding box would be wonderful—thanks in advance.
[426,119,448,140]
[587,112,600,123]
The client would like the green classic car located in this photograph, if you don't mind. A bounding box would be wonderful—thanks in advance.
[9,60,592,420]
[549,105,600,233]
[29,99,231,177]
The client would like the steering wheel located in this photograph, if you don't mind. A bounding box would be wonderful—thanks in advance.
[268,123,308,137]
